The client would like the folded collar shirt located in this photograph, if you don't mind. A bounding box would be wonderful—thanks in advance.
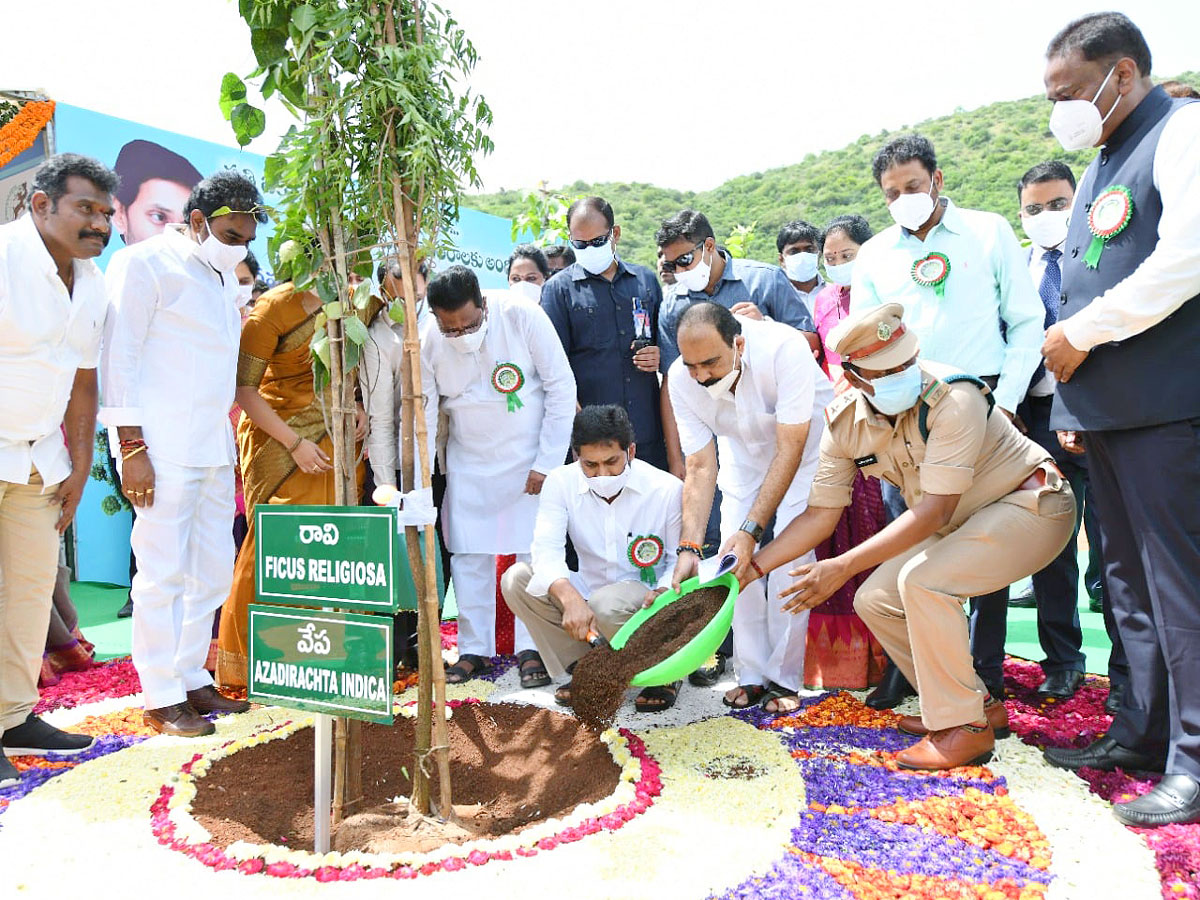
[0,214,108,486]
[100,226,240,467]
[527,458,683,598]
[667,317,833,504]
[849,199,1045,413]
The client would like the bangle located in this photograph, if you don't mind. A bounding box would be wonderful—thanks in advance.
[676,543,702,558]
[286,434,303,453]
[119,438,146,450]
[121,445,147,462]
[749,558,765,580]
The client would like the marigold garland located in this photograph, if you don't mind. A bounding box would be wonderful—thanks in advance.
[0,99,55,169]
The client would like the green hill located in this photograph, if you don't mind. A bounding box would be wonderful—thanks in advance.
[467,73,1199,269]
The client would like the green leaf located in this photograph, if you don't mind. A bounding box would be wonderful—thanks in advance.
[230,103,266,147]
[323,300,344,320]
[291,4,317,32]
[343,336,361,373]
[219,73,247,121]
[388,302,405,325]
[208,205,233,219]
[250,27,288,67]
[351,279,371,310]
[316,272,339,303]
[311,331,331,371]
[315,311,328,331]
[344,315,369,346]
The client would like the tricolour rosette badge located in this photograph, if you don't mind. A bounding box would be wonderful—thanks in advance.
[911,251,951,299]
[628,534,665,585]
[491,361,526,412]
[1084,185,1133,270]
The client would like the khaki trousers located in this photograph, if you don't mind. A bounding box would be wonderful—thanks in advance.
[854,477,1076,731]
[501,562,647,679]
[0,471,61,730]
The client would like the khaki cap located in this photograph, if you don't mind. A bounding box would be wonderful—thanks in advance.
[828,302,919,370]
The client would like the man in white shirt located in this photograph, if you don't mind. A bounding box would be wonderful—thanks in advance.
[0,154,118,785]
[777,220,825,320]
[502,405,684,711]
[668,302,833,713]
[101,169,266,738]
[421,265,576,688]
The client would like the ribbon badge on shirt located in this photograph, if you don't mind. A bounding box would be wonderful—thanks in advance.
[628,534,665,586]
[911,252,951,299]
[1084,185,1134,270]
[490,362,525,412]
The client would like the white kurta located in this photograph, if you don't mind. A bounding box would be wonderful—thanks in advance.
[422,291,575,554]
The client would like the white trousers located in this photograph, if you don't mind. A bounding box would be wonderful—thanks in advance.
[723,492,812,692]
[129,458,234,709]
[450,552,534,657]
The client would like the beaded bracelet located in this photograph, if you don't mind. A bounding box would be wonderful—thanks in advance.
[676,542,703,558]
[119,438,146,450]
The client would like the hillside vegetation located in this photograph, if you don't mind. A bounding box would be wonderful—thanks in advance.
[468,73,1199,269]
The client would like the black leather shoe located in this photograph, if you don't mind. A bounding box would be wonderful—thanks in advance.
[1037,670,1085,700]
[688,652,728,687]
[981,678,1006,702]
[0,753,18,788]
[865,663,916,710]
[116,596,134,619]
[1008,585,1037,608]
[1113,775,1200,827]
[1044,735,1164,773]
[1105,683,1124,716]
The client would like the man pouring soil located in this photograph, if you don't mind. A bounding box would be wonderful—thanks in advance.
[744,303,1076,770]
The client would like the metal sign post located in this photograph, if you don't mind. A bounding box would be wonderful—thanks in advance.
[313,713,332,854]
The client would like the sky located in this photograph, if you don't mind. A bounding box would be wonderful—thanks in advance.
[3,0,1198,194]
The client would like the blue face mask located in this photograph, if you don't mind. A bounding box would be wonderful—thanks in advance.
[864,365,923,415]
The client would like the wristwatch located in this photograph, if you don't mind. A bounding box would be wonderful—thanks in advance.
[738,518,764,542]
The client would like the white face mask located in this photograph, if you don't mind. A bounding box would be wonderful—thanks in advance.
[235,283,254,307]
[575,239,615,275]
[783,251,819,283]
[509,280,543,303]
[1049,65,1121,151]
[825,260,855,286]
[703,349,741,399]
[197,221,248,273]
[444,310,489,354]
[1022,209,1072,250]
[888,180,937,232]
[676,245,713,293]
[586,460,630,499]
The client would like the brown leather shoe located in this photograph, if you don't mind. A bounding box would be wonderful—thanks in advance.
[898,698,1010,739]
[186,685,250,715]
[896,722,995,770]
[144,702,215,738]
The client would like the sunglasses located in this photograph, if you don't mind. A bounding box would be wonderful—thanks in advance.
[1022,198,1072,217]
[568,230,612,250]
[661,241,705,273]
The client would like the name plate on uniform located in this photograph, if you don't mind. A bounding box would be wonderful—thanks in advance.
[248,605,394,723]
[256,505,408,612]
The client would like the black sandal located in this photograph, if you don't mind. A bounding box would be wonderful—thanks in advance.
[444,653,492,684]
[722,684,767,709]
[635,681,681,713]
[760,682,802,714]
[517,649,551,689]
[554,681,573,707]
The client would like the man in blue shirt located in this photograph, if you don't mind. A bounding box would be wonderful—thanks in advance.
[541,197,667,470]
[851,133,1046,703]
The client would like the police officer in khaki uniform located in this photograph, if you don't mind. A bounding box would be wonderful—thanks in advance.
[745,303,1076,770]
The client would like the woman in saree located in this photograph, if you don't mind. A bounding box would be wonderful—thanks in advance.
[216,280,371,690]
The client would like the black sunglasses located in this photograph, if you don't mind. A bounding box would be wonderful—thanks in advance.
[661,241,705,273]
[569,230,612,250]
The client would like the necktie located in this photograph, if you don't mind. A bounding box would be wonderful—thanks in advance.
[1031,248,1062,388]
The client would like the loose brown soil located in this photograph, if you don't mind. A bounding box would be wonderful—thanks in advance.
[191,703,620,855]
[571,586,728,731]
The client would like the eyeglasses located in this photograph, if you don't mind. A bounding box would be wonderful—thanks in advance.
[661,241,705,273]
[1022,198,1072,217]
[568,230,612,250]
[439,310,486,338]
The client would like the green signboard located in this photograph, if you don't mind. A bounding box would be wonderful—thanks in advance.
[257,504,432,613]
[248,605,394,723]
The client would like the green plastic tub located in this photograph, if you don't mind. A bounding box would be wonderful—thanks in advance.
[608,572,739,688]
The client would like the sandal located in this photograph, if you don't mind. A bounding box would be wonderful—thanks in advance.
[444,653,493,684]
[635,681,681,713]
[554,681,573,707]
[760,682,802,715]
[517,649,551,689]
[722,683,767,709]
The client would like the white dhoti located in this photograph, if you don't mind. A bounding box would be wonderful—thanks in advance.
[450,552,534,658]
[723,491,812,692]
[128,458,234,709]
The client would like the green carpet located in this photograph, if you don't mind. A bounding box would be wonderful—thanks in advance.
[70,547,1111,672]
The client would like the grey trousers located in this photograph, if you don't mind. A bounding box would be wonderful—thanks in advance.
[500,562,646,679]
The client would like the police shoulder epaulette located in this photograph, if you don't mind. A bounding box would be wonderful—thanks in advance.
[824,392,857,425]
[919,378,950,407]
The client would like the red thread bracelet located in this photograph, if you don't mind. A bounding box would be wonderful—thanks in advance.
[749,559,765,579]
